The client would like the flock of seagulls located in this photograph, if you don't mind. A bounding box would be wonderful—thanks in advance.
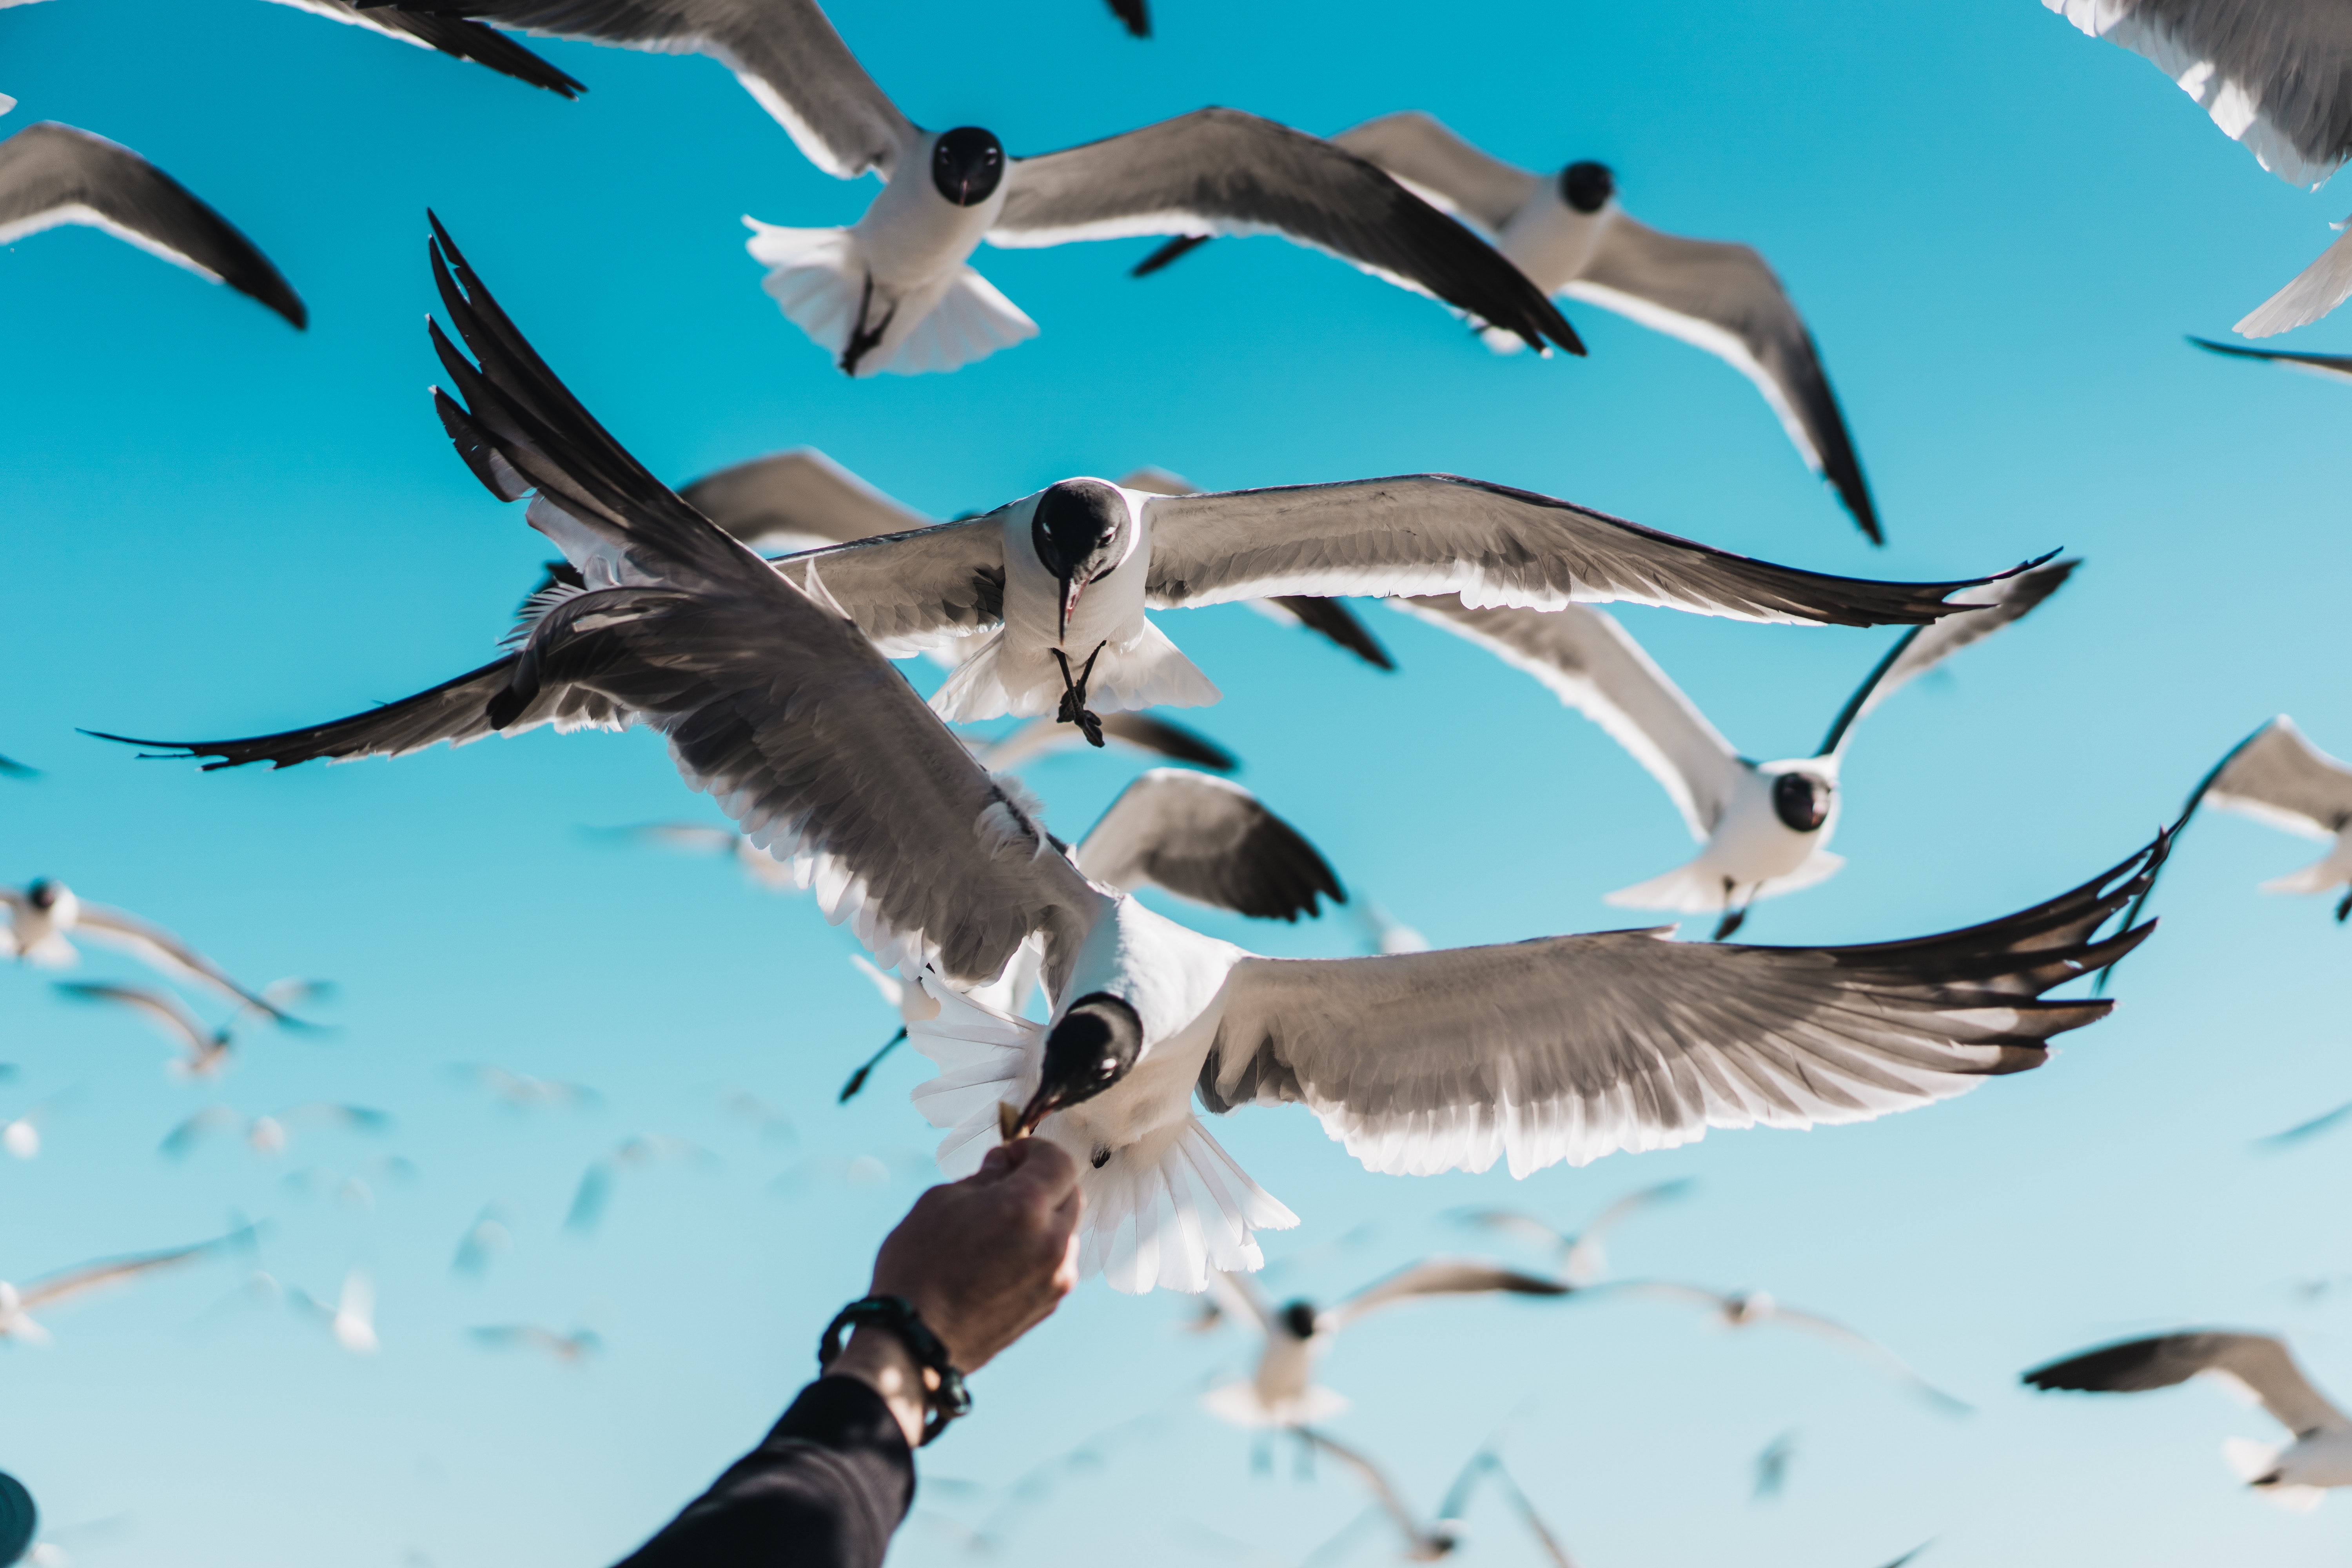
[8,0,2352,1561]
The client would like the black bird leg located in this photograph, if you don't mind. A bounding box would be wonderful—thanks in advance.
[1051,641,1109,747]
[838,274,898,377]
[837,1027,907,1103]
[2336,887,2352,924]
[1713,880,1749,942]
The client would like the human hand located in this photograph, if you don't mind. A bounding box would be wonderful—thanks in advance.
[869,1137,1082,1372]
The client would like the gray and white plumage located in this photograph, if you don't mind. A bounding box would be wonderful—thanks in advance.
[287,1268,377,1354]
[1146,112,1879,542]
[1076,770,1343,924]
[0,1228,248,1345]
[2042,0,2352,189]
[0,879,307,1023]
[265,0,584,93]
[1597,1280,1971,1415]
[1455,1178,1692,1287]
[114,224,2159,1296]
[2026,1330,2352,1506]
[360,0,1576,373]
[53,981,235,1078]
[0,120,305,327]
[1392,557,2076,934]
[2129,716,2352,926]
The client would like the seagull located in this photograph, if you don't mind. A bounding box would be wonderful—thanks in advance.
[55,981,235,1077]
[1394,557,2078,938]
[2025,1329,2352,1510]
[0,115,305,326]
[1596,1280,1971,1414]
[564,1136,718,1233]
[159,1102,389,1160]
[289,1268,377,1354]
[112,223,2160,1294]
[362,0,1575,374]
[1294,1428,1470,1563]
[450,1203,514,1277]
[1353,900,1428,956]
[470,1322,601,1363]
[1198,1258,1570,1427]
[0,1228,248,1345]
[2041,4,2352,333]
[2134,716,2352,922]
[1453,1178,1693,1287]
[450,1062,600,1111]
[1139,114,1881,543]
[0,879,306,1022]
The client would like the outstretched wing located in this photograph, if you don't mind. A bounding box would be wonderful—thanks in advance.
[1323,1257,1569,1332]
[1328,112,1541,232]
[67,904,287,1020]
[993,107,1579,355]
[2207,716,2352,840]
[1569,214,1878,543]
[1390,597,1744,840]
[18,1231,243,1312]
[1144,477,2025,627]
[0,121,305,327]
[1200,840,2159,1178]
[2025,1330,2350,1438]
[1767,1305,1973,1414]
[53,981,210,1052]
[678,446,931,552]
[1075,770,1343,922]
[274,1,584,95]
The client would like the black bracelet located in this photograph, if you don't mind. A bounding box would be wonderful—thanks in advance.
[818,1295,971,1446]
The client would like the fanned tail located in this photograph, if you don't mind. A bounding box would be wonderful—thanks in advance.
[1605,849,1846,914]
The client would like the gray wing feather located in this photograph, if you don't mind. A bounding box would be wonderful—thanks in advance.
[774,519,1006,655]
[1074,770,1342,922]
[1390,597,1744,839]
[0,122,306,327]
[1201,841,2159,1178]
[1145,476,2000,627]
[1569,215,1875,541]
[1328,111,1541,231]
[2025,1330,2349,1436]
[1323,1257,1569,1331]
[2208,716,2352,839]
[679,448,931,551]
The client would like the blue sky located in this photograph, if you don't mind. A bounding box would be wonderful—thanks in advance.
[4,0,2351,1564]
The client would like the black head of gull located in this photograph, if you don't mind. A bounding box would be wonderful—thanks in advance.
[932,127,1006,207]
[1014,991,1143,1138]
[1279,1300,1319,1340]
[1771,773,1831,833]
[1030,478,1132,638]
[23,880,56,912]
[1559,160,1614,214]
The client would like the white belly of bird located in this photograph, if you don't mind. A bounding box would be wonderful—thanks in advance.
[853,169,1003,291]
[1496,194,1614,298]
[1702,768,1842,887]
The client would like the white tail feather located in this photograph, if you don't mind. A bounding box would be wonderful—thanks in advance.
[744,219,1034,377]
[2237,224,2352,337]
[1605,849,1847,913]
[884,267,1036,375]
[1202,1379,1350,1429]
[2223,1434,2283,1482]
[929,622,1221,724]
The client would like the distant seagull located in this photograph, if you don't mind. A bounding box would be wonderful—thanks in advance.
[2025,1330,2352,1510]
[289,1268,377,1354]
[1141,115,1880,542]
[1454,1178,1693,1287]
[1199,1258,1569,1426]
[1395,557,2077,937]
[1,879,304,1022]
[565,1136,717,1233]
[450,1203,514,1277]
[2,1094,61,1160]
[0,1470,29,1568]
[470,1323,601,1364]
[369,0,1575,374]
[1295,1428,1472,1563]
[119,225,2158,1294]
[1753,1430,1797,1501]
[1601,1281,1971,1415]
[160,1102,389,1160]
[0,118,305,327]
[0,1228,246,1345]
[2257,1099,2352,1151]
[2134,716,2352,922]
[450,1062,600,1111]
[53,980,322,1078]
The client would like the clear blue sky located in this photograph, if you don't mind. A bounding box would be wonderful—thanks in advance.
[4,1,2350,1564]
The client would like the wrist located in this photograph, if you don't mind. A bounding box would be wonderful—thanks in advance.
[817,1295,972,1447]
[827,1326,928,1450]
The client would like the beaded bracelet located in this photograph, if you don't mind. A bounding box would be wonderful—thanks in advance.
[818,1294,972,1446]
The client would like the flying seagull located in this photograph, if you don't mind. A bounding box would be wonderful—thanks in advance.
[1393,558,2076,937]
[2122,716,2352,928]
[364,0,1575,373]
[107,223,2158,1295]
[1140,113,1881,542]
[450,1061,600,1111]
[1,879,308,1022]
[0,1227,249,1345]
[1453,1178,1693,1287]
[2025,1330,2352,1510]
[470,1322,602,1363]
[565,1136,718,1233]
[289,1268,378,1354]
[1596,1281,1971,1415]
[160,1102,388,1161]
[0,118,305,327]
[55,981,237,1078]
[1198,1258,1570,1428]
[1294,1428,1472,1563]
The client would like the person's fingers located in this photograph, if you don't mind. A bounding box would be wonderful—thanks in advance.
[998,1136,1079,1202]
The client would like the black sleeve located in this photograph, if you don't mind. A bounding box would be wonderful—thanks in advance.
[613,1376,915,1568]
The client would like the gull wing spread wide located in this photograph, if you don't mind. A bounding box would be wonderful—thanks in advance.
[1319,1257,1570,1333]
[54,981,212,1052]
[1074,769,1343,922]
[282,0,585,95]
[0,122,306,327]
[1567,215,1879,543]
[2043,0,2352,187]
[1326,112,1543,232]
[382,0,913,177]
[1198,838,2161,1178]
[16,1232,244,1314]
[679,447,931,552]
[2206,716,2352,840]
[1142,477,2030,627]
[1389,597,1745,841]
[2025,1330,2352,1438]
[991,107,1580,355]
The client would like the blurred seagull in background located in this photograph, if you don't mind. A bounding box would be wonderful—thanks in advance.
[0,1228,248,1345]
[160,1102,389,1160]
[450,1062,600,1112]
[594,821,800,892]
[1753,1430,1797,1501]
[289,1269,377,1355]
[470,1322,601,1364]
[2025,1330,2352,1509]
[1,880,309,1023]
[973,710,1238,774]
[1198,1259,1570,1427]
[1395,557,2077,937]
[0,114,304,328]
[1141,116,1881,541]
[116,225,2158,1295]
[2,1093,63,1160]
[2257,1098,2352,1151]
[1599,1280,1971,1415]
[363,0,1576,374]
[565,1136,719,1234]
[54,979,325,1077]
[450,1203,514,1278]
[1454,1178,1693,1287]
[2042,2,2352,333]
[1294,1429,1472,1562]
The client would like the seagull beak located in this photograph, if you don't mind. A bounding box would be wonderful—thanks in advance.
[1057,573,1085,642]
[1006,1084,1063,1140]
